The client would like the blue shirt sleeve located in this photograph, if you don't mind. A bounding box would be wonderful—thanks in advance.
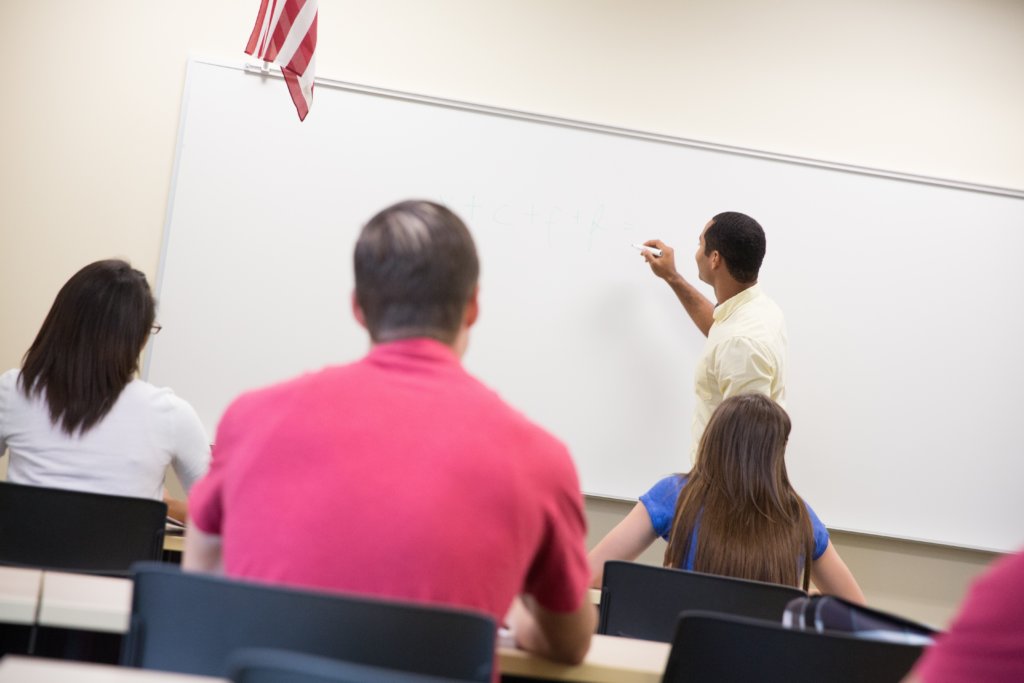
[639,475,686,540]
[805,501,830,560]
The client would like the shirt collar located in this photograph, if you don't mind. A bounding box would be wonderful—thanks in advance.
[713,283,762,324]
[366,337,462,369]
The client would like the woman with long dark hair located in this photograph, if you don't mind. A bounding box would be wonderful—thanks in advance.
[588,393,864,602]
[0,260,209,518]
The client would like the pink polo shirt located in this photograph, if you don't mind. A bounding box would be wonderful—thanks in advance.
[190,338,590,622]
[912,549,1024,682]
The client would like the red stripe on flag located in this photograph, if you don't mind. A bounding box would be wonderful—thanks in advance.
[282,68,310,121]
[257,0,281,56]
[244,0,317,120]
[244,0,272,55]
[286,13,317,75]
[264,0,300,64]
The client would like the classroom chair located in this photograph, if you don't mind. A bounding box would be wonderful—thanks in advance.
[226,647,482,683]
[597,560,806,642]
[0,482,166,575]
[121,563,496,681]
[662,610,926,683]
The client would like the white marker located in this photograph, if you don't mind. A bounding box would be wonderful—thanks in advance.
[631,243,663,257]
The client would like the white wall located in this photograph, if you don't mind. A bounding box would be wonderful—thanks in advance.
[2,0,1020,624]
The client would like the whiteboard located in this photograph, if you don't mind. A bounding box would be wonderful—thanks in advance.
[147,58,1024,552]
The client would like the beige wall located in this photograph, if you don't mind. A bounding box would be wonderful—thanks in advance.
[1,0,1020,625]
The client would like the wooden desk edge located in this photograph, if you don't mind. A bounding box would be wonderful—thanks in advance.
[497,634,668,683]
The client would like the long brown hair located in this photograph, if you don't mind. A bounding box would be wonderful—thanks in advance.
[664,394,813,590]
[20,259,155,435]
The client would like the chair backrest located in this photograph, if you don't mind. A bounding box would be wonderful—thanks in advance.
[663,611,925,683]
[226,648,481,683]
[122,563,496,682]
[597,560,806,642]
[0,481,167,574]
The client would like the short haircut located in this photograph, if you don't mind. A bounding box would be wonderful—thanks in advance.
[20,259,156,435]
[704,212,766,283]
[354,200,479,344]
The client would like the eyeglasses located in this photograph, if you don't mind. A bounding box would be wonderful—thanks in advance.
[151,324,163,335]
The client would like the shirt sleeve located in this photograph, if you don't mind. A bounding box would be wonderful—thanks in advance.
[713,336,776,399]
[639,475,685,541]
[0,370,13,458]
[522,442,592,614]
[165,395,211,491]
[804,501,830,560]
[188,395,249,536]
[912,550,1024,682]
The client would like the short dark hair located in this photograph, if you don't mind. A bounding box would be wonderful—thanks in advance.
[354,200,479,344]
[704,212,766,283]
[20,259,156,435]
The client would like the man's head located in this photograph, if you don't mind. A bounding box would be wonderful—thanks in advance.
[353,200,480,346]
[696,212,766,285]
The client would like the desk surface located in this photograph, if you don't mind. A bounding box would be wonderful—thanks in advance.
[37,571,132,633]
[0,657,225,682]
[162,535,184,554]
[0,566,42,625]
[498,634,668,683]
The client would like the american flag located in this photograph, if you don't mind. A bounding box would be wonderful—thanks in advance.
[245,0,318,121]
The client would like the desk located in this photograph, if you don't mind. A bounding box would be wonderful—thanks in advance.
[498,634,668,683]
[37,571,131,634]
[0,656,225,682]
[0,567,43,625]
[1,572,664,683]
[162,535,184,554]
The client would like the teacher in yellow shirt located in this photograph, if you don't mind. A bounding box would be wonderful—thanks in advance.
[643,211,786,462]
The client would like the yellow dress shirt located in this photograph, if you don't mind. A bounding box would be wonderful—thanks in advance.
[690,283,787,461]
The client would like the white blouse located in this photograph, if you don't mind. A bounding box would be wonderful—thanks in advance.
[0,369,210,500]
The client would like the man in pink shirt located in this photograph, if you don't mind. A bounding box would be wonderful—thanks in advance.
[184,200,594,664]
[904,549,1024,682]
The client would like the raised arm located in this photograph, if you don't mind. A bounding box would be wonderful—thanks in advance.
[642,239,715,337]
[587,502,659,588]
[810,541,866,604]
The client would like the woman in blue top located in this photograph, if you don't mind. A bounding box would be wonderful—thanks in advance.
[588,394,864,603]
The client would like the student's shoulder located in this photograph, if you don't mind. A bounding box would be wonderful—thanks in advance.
[219,365,350,424]
[0,368,22,395]
[126,378,195,413]
[642,473,687,502]
[0,369,18,421]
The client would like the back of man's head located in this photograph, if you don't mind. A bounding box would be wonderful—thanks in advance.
[354,200,479,344]
[705,212,766,283]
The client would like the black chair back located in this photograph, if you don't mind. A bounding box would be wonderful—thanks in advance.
[227,648,481,683]
[122,563,496,682]
[597,560,805,642]
[663,610,925,683]
[0,482,166,575]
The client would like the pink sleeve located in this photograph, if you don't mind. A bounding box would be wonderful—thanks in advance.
[913,550,1024,682]
[522,446,591,613]
[187,397,249,535]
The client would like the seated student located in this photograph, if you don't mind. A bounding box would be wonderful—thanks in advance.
[588,393,865,603]
[0,259,210,520]
[903,549,1024,682]
[184,200,595,665]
